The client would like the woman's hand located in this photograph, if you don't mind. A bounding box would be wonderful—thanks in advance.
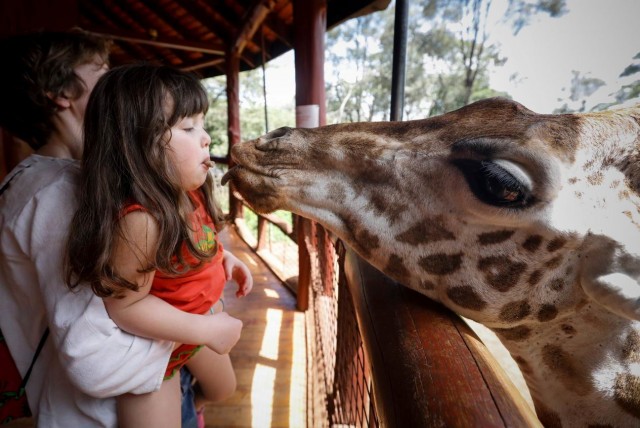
[222,251,254,298]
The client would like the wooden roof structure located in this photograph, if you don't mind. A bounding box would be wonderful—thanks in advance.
[0,0,391,79]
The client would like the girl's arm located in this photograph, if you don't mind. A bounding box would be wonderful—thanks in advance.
[104,211,242,354]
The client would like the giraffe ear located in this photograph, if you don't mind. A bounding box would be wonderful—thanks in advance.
[580,236,640,321]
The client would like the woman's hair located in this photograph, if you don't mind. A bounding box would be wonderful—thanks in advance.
[0,28,111,149]
[66,63,226,297]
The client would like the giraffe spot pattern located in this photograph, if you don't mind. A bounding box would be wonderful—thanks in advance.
[547,237,567,252]
[477,256,527,292]
[354,229,380,258]
[477,230,515,245]
[545,255,563,269]
[420,279,436,290]
[542,344,592,396]
[522,235,543,252]
[385,254,410,282]
[494,325,531,342]
[622,330,640,363]
[446,286,487,311]
[550,278,565,291]
[499,300,531,322]
[533,400,563,428]
[528,269,543,286]
[537,304,558,322]
[419,253,463,275]
[587,171,605,186]
[568,177,579,185]
[614,373,640,418]
[395,218,455,246]
[513,356,533,375]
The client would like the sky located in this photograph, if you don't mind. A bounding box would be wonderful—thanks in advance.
[261,0,640,115]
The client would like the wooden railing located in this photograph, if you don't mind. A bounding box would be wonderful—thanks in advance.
[338,244,541,427]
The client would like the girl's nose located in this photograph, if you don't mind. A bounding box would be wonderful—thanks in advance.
[202,130,211,147]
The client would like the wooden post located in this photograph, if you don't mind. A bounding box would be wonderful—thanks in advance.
[293,0,327,311]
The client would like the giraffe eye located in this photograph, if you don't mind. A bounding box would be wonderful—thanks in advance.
[452,159,532,208]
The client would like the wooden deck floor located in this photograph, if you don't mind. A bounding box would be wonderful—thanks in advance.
[203,227,306,427]
[5,227,305,428]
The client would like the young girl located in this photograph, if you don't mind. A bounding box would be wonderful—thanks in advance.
[65,63,253,427]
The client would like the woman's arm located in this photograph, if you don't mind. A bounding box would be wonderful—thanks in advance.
[105,211,242,354]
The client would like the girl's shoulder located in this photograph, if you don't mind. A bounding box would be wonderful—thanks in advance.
[117,208,159,249]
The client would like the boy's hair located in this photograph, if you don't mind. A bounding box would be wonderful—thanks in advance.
[66,63,225,297]
[0,28,111,149]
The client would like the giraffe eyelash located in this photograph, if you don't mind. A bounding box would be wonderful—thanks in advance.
[451,159,534,208]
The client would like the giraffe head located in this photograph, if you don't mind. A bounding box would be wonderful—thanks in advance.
[224,98,640,426]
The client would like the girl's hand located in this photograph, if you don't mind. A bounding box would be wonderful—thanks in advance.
[204,312,243,354]
[223,251,254,298]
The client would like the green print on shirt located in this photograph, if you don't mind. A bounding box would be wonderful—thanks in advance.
[197,225,217,253]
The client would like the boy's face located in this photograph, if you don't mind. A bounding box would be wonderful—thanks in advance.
[73,55,109,120]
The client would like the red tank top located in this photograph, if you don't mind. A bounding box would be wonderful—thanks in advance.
[121,190,225,315]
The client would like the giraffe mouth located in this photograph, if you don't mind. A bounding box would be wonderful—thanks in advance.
[221,165,283,214]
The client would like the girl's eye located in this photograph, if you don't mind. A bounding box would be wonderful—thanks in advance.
[451,159,533,208]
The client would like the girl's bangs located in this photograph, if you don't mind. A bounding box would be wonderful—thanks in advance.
[166,74,208,124]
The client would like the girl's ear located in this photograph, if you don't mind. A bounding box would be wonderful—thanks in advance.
[47,92,72,109]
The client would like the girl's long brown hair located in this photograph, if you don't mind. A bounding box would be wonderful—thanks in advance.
[66,63,226,297]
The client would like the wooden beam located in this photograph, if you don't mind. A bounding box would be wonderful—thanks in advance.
[233,0,276,56]
[84,26,225,55]
[181,57,225,72]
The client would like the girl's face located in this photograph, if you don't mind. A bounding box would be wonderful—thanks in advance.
[166,112,212,191]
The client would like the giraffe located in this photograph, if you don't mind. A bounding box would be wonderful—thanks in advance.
[222,97,640,427]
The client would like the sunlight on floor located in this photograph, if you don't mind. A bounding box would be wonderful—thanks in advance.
[289,310,306,427]
[251,363,276,427]
[259,309,282,360]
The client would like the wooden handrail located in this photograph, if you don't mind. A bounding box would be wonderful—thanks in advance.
[340,245,541,427]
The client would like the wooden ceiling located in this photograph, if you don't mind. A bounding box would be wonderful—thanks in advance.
[0,0,391,79]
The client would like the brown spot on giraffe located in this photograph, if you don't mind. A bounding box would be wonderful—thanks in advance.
[494,325,532,342]
[477,256,527,292]
[614,373,640,418]
[446,285,487,311]
[587,171,605,186]
[542,344,592,396]
[395,217,455,245]
[545,255,564,269]
[354,229,380,258]
[522,235,543,252]
[534,399,563,428]
[477,230,515,245]
[513,356,533,375]
[420,279,436,290]
[528,269,543,286]
[385,254,410,282]
[619,190,631,200]
[547,237,567,252]
[568,177,579,185]
[622,331,640,363]
[550,278,565,291]
[537,304,559,322]
[499,300,531,322]
[610,179,621,189]
[419,252,463,275]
